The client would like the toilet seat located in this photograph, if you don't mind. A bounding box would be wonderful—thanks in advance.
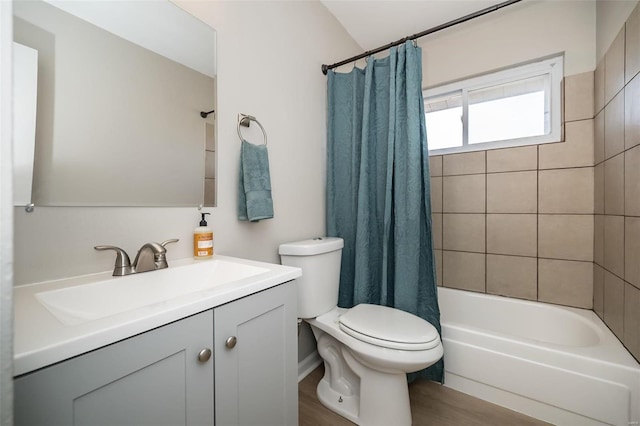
[338,304,440,351]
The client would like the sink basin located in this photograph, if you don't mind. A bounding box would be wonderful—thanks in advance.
[36,259,269,325]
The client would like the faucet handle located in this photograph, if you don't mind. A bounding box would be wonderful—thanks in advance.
[94,245,131,267]
[156,239,179,268]
[160,239,179,248]
[94,245,133,276]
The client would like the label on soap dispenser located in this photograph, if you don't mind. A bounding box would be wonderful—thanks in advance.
[194,233,213,257]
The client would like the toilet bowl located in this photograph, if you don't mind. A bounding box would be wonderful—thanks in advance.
[279,237,443,426]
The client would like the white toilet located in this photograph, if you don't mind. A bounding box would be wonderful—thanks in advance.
[279,237,443,426]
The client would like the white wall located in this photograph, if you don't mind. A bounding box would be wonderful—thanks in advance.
[418,0,596,87]
[0,2,13,424]
[12,1,360,285]
[596,0,639,62]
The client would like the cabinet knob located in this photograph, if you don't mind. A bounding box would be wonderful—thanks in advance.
[198,348,212,363]
[225,336,237,349]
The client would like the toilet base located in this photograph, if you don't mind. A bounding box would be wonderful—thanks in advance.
[314,333,413,426]
[316,375,360,424]
[316,359,413,426]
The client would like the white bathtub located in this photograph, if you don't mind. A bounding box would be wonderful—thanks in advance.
[438,287,640,426]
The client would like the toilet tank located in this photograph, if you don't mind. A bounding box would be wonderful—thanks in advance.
[279,237,344,319]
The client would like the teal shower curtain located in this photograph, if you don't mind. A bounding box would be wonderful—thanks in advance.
[326,41,443,382]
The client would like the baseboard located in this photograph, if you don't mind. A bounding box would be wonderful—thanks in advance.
[298,350,322,383]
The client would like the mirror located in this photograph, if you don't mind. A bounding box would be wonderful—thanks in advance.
[13,0,217,207]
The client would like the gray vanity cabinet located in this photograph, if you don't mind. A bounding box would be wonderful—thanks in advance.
[14,281,298,426]
[14,310,215,426]
[214,280,298,426]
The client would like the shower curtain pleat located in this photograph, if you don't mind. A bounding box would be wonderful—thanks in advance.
[326,41,443,382]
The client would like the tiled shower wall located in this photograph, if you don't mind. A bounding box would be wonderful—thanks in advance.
[593,3,640,361]
[429,70,596,309]
[428,1,640,363]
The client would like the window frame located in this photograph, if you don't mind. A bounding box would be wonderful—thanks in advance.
[423,54,564,155]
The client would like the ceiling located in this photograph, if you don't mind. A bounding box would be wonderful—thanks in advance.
[320,0,509,51]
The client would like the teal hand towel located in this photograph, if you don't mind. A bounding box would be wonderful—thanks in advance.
[238,140,274,222]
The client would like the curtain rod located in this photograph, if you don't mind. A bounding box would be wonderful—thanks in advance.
[321,0,522,75]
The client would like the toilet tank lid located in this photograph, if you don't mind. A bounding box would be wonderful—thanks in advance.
[278,237,344,256]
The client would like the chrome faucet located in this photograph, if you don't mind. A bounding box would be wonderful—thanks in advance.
[95,239,179,276]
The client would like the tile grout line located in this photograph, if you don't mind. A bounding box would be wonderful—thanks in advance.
[441,156,445,288]
[602,62,609,327]
[622,45,627,340]
[439,248,593,264]
[536,144,540,302]
[485,150,488,295]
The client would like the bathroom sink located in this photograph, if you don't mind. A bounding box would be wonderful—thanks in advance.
[35,259,269,325]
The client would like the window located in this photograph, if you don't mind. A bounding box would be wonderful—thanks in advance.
[424,54,563,155]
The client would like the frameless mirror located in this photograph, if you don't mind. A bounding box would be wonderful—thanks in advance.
[13,0,217,207]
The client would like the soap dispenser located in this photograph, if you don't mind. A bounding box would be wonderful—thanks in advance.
[194,213,213,259]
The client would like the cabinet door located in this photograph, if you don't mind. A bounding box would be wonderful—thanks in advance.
[214,281,298,426]
[15,310,214,426]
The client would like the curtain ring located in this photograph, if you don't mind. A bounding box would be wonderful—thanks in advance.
[412,39,418,47]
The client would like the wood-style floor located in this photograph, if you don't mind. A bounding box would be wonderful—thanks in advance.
[299,365,550,426]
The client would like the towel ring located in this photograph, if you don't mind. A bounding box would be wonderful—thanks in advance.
[237,113,267,146]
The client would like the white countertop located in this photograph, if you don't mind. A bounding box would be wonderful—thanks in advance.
[14,255,301,376]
